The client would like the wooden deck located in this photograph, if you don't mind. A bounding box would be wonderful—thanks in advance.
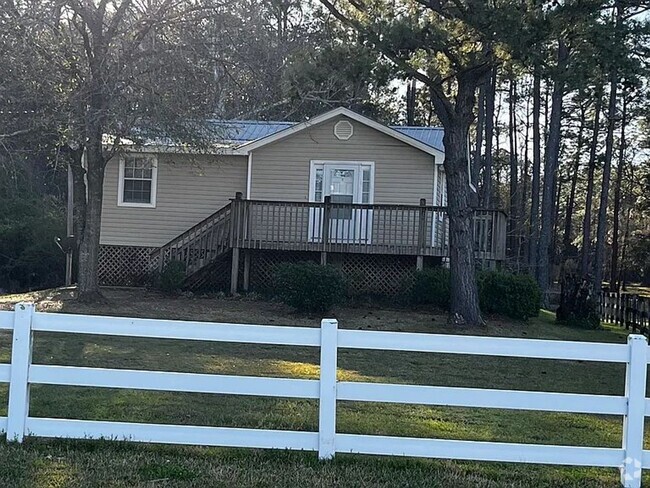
[152,194,507,291]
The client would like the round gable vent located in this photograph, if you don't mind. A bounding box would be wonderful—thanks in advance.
[334,120,354,140]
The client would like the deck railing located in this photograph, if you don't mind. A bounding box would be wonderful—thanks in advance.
[150,196,507,279]
[231,196,507,261]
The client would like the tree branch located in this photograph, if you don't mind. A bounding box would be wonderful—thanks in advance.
[0,128,32,139]
[318,0,454,118]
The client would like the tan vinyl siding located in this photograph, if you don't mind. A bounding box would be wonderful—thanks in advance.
[250,115,435,205]
[101,154,247,247]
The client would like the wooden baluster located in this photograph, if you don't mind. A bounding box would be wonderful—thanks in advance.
[321,196,331,265]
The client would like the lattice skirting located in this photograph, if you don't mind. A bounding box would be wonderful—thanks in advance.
[249,250,421,296]
[99,245,156,286]
[249,250,319,293]
[100,245,433,296]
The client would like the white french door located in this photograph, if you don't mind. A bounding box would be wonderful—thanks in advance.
[309,161,374,244]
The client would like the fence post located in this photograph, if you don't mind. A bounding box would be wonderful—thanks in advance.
[7,302,35,443]
[318,318,338,460]
[620,334,647,488]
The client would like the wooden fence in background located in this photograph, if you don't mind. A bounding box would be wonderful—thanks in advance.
[601,291,650,336]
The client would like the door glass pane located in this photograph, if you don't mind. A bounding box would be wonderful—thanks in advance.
[329,169,354,195]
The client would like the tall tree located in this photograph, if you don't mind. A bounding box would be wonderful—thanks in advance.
[508,77,519,260]
[537,39,569,300]
[580,93,603,276]
[528,66,542,273]
[473,81,485,207]
[483,68,497,208]
[562,99,588,259]
[609,88,628,289]
[7,0,227,299]
[317,0,541,325]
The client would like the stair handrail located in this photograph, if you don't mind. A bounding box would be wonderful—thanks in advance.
[151,201,233,269]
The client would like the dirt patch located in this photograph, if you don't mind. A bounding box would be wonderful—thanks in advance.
[0,286,542,338]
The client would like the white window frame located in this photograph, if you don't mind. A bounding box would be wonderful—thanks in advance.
[308,160,375,204]
[117,154,158,208]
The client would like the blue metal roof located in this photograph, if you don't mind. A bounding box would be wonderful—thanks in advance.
[208,120,297,143]
[391,126,445,152]
[209,119,445,152]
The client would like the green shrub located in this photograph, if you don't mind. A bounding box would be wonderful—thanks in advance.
[408,268,451,309]
[477,271,541,320]
[273,262,345,313]
[157,260,186,293]
[404,268,541,320]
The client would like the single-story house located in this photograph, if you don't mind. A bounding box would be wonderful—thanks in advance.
[99,107,506,294]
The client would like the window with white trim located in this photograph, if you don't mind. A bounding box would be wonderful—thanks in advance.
[118,155,158,207]
[361,166,371,204]
[314,167,324,202]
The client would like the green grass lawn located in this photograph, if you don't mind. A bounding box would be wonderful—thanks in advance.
[0,288,645,487]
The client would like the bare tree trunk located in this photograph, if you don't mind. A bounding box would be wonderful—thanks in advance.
[406,78,416,125]
[610,91,627,290]
[537,40,568,304]
[562,103,587,259]
[430,72,489,326]
[580,93,602,277]
[473,82,485,207]
[528,67,542,274]
[619,204,632,288]
[66,146,86,282]
[77,61,109,300]
[445,124,483,325]
[508,78,519,262]
[551,163,564,260]
[520,86,531,264]
[593,69,619,292]
[482,68,496,208]
[77,127,106,300]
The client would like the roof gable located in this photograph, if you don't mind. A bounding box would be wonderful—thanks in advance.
[235,108,444,159]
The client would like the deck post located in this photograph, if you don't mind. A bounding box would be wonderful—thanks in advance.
[416,198,427,271]
[243,250,250,292]
[321,196,331,266]
[230,247,240,294]
[229,192,244,294]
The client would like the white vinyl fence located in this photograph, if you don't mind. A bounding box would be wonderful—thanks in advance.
[0,303,648,487]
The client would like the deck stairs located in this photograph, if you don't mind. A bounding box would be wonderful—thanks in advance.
[150,202,234,289]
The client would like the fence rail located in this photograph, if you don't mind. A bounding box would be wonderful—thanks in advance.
[0,304,648,487]
[601,291,650,336]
